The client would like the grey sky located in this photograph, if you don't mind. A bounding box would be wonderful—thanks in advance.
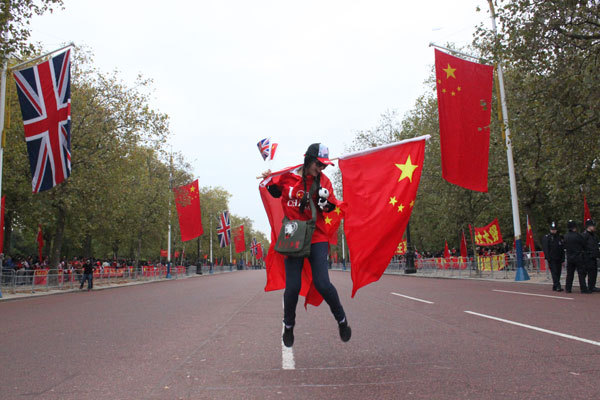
[29,0,489,236]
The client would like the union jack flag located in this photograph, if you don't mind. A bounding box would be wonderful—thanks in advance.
[250,238,259,256]
[13,49,72,193]
[257,138,270,160]
[217,211,231,248]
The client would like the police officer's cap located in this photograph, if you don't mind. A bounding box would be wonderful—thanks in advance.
[585,219,596,227]
[550,221,557,230]
[567,220,577,229]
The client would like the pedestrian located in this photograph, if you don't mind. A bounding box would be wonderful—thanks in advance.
[542,221,565,291]
[262,143,351,347]
[581,219,599,292]
[80,259,95,291]
[563,220,590,293]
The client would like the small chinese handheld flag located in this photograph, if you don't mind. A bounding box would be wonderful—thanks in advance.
[36,224,44,262]
[173,179,204,241]
[339,136,428,297]
[324,204,345,245]
[233,225,246,253]
[525,215,535,252]
[160,249,168,257]
[444,240,450,259]
[584,195,592,226]
[435,49,494,192]
[460,230,468,259]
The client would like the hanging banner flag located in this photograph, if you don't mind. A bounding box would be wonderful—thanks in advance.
[339,136,428,297]
[270,143,278,160]
[13,49,72,193]
[256,242,264,260]
[36,224,44,262]
[174,251,180,258]
[233,225,246,253]
[396,239,407,255]
[257,138,271,160]
[525,215,535,252]
[250,237,259,256]
[160,249,168,257]
[435,49,494,192]
[474,219,503,246]
[0,196,5,254]
[444,240,450,259]
[217,210,231,248]
[173,179,203,241]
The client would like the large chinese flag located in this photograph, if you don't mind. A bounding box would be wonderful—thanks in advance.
[259,166,324,307]
[339,136,428,297]
[474,219,503,246]
[233,225,246,253]
[173,180,204,241]
[435,49,494,192]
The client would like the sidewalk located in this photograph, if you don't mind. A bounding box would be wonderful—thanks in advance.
[0,270,235,302]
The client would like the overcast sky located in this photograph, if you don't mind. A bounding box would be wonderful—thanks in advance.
[29,0,489,236]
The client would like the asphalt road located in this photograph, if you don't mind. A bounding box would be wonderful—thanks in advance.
[1,270,599,399]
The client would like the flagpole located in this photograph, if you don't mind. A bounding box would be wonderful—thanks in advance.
[0,60,6,298]
[10,43,75,71]
[487,0,529,281]
[341,221,346,270]
[209,219,213,273]
[167,150,173,278]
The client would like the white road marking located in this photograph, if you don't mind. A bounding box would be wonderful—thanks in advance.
[391,292,434,304]
[465,311,600,347]
[492,289,573,300]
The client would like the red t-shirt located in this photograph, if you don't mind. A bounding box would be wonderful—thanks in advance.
[271,168,339,244]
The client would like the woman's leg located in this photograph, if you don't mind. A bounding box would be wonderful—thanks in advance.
[309,242,346,323]
[283,255,304,327]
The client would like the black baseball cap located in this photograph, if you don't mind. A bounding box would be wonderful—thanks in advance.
[304,143,334,166]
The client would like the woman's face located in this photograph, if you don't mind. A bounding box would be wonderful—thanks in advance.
[306,160,327,177]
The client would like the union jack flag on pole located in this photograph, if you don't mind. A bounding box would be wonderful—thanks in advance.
[257,138,270,161]
[217,211,231,248]
[250,238,259,256]
[13,49,72,193]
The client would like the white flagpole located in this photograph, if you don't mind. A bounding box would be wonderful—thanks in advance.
[0,60,6,298]
[167,150,173,278]
[487,0,529,281]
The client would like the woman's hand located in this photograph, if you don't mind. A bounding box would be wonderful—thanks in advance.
[261,169,272,179]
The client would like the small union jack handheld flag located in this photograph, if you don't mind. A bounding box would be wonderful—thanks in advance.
[217,211,231,248]
[257,138,270,160]
[13,49,72,193]
[250,238,259,256]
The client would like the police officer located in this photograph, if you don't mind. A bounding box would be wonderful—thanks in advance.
[542,221,564,291]
[581,219,599,292]
[563,220,590,293]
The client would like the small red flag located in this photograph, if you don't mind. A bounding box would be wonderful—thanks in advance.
[525,215,535,252]
[36,224,44,262]
[324,204,345,245]
[174,251,180,258]
[339,136,427,297]
[270,143,278,161]
[173,180,204,241]
[474,219,503,246]
[233,225,246,253]
[584,195,592,226]
[160,249,167,258]
[444,240,450,259]
[460,230,468,259]
[256,243,264,260]
[0,196,5,254]
[435,49,494,192]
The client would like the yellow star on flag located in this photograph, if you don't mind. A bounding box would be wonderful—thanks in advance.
[397,204,405,213]
[334,207,342,216]
[395,155,419,183]
[443,63,456,79]
[190,186,195,192]
[325,216,332,225]
[410,200,414,207]
[389,197,398,206]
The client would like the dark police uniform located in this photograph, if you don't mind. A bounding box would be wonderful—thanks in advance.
[563,225,589,293]
[542,226,564,291]
[581,227,599,292]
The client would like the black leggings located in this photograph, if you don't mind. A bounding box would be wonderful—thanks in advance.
[283,242,345,327]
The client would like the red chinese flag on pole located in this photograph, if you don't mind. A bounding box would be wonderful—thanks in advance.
[435,49,494,192]
[474,219,503,246]
[525,215,535,252]
[339,136,428,297]
[460,230,468,259]
[444,240,450,259]
[259,165,324,307]
[36,224,44,262]
[256,243,264,260]
[0,195,5,254]
[173,179,204,241]
[584,195,592,225]
[233,225,246,253]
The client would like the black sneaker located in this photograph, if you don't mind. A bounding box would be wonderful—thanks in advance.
[338,319,351,342]
[556,288,563,292]
[282,326,294,347]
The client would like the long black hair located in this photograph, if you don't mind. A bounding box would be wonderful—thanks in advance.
[299,155,320,213]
